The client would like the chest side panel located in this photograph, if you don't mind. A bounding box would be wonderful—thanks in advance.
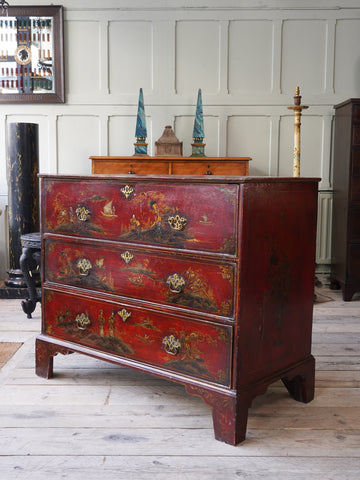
[43,179,238,255]
[42,288,232,387]
[44,238,235,318]
[235,182,318,385]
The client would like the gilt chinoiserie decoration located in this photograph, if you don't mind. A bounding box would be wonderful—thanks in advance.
[37,173,319,445]
[0,6,64,103]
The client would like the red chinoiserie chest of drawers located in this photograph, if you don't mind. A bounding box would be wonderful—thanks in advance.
[36,174,319,445]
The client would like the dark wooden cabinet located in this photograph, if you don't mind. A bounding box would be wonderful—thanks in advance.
[90,155,251,176]
[331,99,360,300]
[36,174,319,445]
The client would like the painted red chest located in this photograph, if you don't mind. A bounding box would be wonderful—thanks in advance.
[36,174,319,445]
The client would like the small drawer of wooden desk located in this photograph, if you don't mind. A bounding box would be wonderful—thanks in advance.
[42,288,232,387]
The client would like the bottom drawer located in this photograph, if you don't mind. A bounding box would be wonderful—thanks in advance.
[42,288,232,387]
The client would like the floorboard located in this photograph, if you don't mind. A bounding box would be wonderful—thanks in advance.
[0,287,359,479]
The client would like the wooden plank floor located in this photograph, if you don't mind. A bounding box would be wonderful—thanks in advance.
[0,287,359,479]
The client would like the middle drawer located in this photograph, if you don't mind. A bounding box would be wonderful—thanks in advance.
[45,237,235,318]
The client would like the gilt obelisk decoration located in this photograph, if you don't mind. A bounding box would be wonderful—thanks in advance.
[191,88,206,156]
[287,86,308,177]
[134,88,148,156]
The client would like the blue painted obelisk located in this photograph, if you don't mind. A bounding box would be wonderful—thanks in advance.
[191,88,206,156]
[134,88,148,155]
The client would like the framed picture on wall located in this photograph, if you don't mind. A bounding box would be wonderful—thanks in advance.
[0,5,64,103]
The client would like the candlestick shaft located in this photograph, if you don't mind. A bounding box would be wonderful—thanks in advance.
[293,109,301,177]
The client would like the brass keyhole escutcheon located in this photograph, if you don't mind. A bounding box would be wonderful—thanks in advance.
[168,214,187,231]
[121,251,134,265]
[120,185,134,199]
[118,308,131,322]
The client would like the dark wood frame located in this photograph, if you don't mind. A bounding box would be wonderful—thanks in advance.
[0,5,64,103]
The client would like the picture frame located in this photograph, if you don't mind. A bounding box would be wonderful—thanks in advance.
[0,5,64,103]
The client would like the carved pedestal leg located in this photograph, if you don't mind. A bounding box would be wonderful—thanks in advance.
[35,337,73,379]
[281,355,315,403]
[20,246,40,318]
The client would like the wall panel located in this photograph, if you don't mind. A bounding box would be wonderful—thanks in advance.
[334,19,360,97]
[66,21,101,96]
[109,21,153,94]
[228,20,273,94]
[228,116,270,175]
[109,115,151,156]
[281,20,327,95]
[57,116,100,174]
[175,21,220,94]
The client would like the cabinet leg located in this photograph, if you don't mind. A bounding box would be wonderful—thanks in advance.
[343,285,356,302]
[281,355,315,403]
[211,393,253,445]
[185,385,254,445]
[35,337,73,379]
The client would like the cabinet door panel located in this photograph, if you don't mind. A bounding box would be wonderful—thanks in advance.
[43,288,232,387]
[43,178,238,254]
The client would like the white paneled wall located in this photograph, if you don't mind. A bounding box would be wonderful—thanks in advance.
[1,0,360,278]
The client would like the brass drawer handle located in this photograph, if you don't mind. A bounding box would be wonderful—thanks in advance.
[162,335,181,355]
[75,205,91,222]
[75,312,91,330]
[121,251,134,265]
[120,185,134,199]
[168,214,187,231]
[77,258,92,276]
[118,308,131,322]
[166,273,185,293]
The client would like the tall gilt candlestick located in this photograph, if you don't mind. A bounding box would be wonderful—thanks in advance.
[287,87,308,177]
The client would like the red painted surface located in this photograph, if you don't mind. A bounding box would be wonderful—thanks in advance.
[42,288,232,387]
[38,174,319,445]
[44,238,235,317]
[43,179,238,254]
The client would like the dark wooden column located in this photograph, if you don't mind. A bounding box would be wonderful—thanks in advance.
[5,123,39,288]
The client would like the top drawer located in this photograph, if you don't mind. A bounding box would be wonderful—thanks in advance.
[42,178,239,255]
